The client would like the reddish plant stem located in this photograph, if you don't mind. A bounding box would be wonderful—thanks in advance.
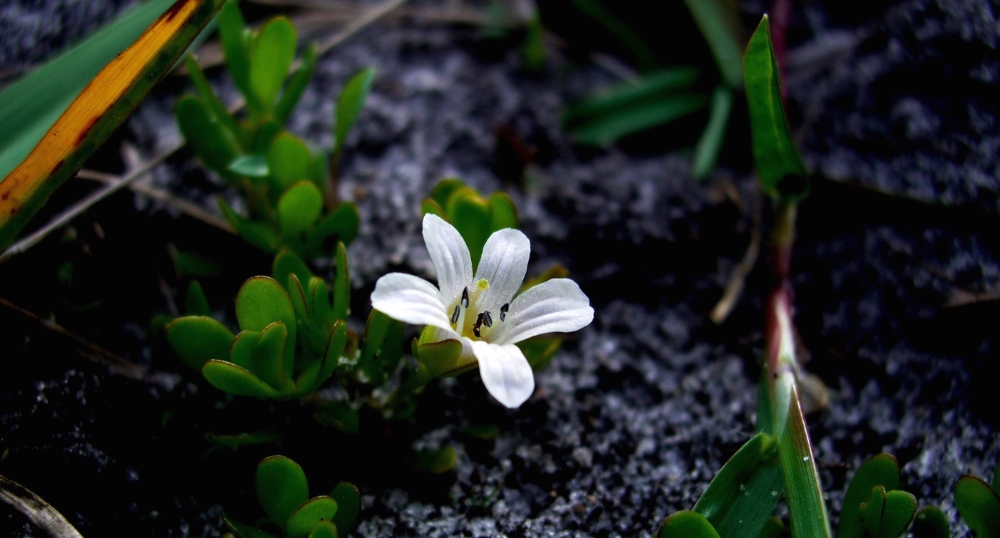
[769,0,795,100]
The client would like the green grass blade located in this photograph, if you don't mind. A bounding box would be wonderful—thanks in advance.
[334,67,377,158]
[682,0,745,88]
[692,86,734,180]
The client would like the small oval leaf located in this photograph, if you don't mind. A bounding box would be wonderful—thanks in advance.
[955,475,1000,538]
[286,496,338,538]
[330,482,360,534]
[256,455,309,529]
[166,316,234,371]
[202,359,280,398]
[658,510,722,538]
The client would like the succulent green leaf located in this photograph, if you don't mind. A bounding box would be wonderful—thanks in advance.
[275,43,317,124]
[693,432,783,538]
[184,55,243,146]
[257,455,310,529]
[286,275,313,340]
[166,316,235,371]
[278,181,324,241]
[321,320,349,378]
[330,483,360,533]
[488,191,519,231]
[451,191,492,268]
[517,337,562,372]
[692,86,733,180]
[218,198,280,253]
[184,280,211,316]
[414,446,458,474]
[838,454,901,538]
[286,496,338,538]
[223,514,282,538]
[911,506,950,538]
[955,475,1000,538]
[874,490,917,538]
[253,119,284,155]
[251,321,292,392]
[743,15,809,198]
[658,510,722,538]
[273,249,314,295]
[307,521,338,538]
[218,0,252,104]
[993,460,1000,493]
[314,399,359,435]
[420,198,448,221]
[229,330,260,370]
[429,178,466,209]
[306,203,360,255]
[332,242,351,321]
[249,17,297,110]
[176,95,242,173]
[859,486,887,537]
[268,133,315,193]
[758,517,790,538]
[359,309,404,386]
[415,337,473,378]
[562,68,705,145]
[229,155,269,178]
[236,276,297,363]
[202,359,280,398]
[334,68,376,157]
[308,278,333,327]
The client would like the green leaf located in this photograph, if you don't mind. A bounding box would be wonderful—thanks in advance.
[450,191,492,268]
[859,486,887,537]
[306,203,360,255]
[332,242,351,321]
[416,337,474,378]
[308,278,333,327]
[307,521,338,538]
[250,321,292,392]
[286,496,338,538]
[218,198,281,253]
[692,86,734,180]
[166,316,235,371]
[273,250,314,295]
[429,178,466,209]
[414,446,458,474]
[223,515,282,538]
[268,133,315,194]
[911,506,950,538]
[314,399,359,435]
[569,93,709,146]
[758,517,790,538]
[278,181,324,241]
[838,454,901,538]
[773,384,831,538]
[517,337,562,372]
[488,191,519,231]
[693,432,783,538]
[177,95,242,173]
[253,119,284,155]
[743,15,808,198]
[249,17,297,111]
[236,276,297,364]
[229,155,270,178]
[229,330,260,370]
[875,490,917,538]
[358,309,404,386]
[658,510,722,538]
[330,482,360,533]
[0,0,176,184]
[955,475,1000,538]
[202,359,281,398]
[175,250,225,278]
[257,455,310,529]
[184,54,244,147]
[334,68,376,157]
[218,0,253,105]
[275,43,317,124]
[681,0,745,89]
[420,198,448,221]
[184,280,211,316]
[298,320,348,393]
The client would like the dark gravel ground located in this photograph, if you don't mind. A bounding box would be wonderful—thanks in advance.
[1,0,998,536]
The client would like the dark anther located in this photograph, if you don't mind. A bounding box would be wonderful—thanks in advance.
[462,287,469,308]
[451,305,461,324]
[482,311,493,328]
[473,313,485,337]
[500,303,509,322]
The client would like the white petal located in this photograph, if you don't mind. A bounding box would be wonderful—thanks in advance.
[470,340,534,408]
[475,228,529,311]
[500,279,593,344]
[370,273,453,331]
[422,214,473,304]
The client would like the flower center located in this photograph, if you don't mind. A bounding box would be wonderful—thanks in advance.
[448,279,509,342]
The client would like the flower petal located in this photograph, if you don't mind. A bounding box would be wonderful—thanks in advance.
[470,340,534,408]
[371,273,453,331]
[475,228,529,311]
[499,279,593,344]
[422,213,473,304]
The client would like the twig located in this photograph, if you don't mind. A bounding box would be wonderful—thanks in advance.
[314,0,410,55]
[0,475,84,538]
[0,296,147,380]
[710,223,761,324]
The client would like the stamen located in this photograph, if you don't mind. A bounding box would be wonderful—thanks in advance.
[451,305,461,324]
[461,287,469,308]
[473,313,485,337]
[482,310,493,328]
[499,303,509,322]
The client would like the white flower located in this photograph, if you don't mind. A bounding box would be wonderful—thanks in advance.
[371,213,594,408]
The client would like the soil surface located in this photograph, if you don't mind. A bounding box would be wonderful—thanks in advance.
[1,0,998,537]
